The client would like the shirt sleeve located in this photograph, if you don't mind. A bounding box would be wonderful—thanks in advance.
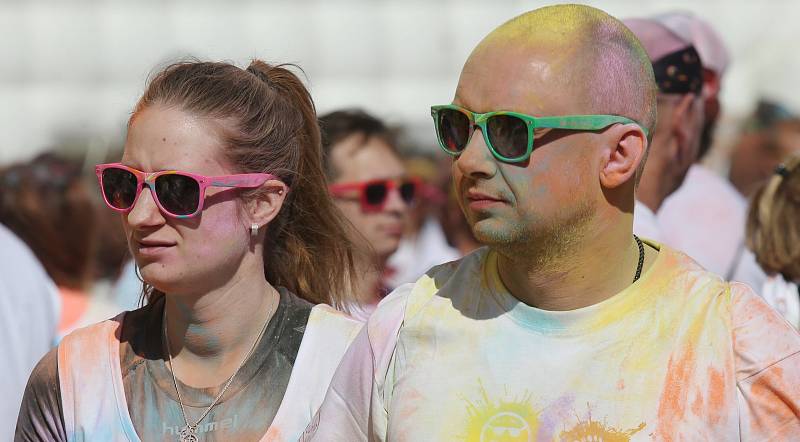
[14,347,66,442]
[731,282,800,440]
[301,284,411,442]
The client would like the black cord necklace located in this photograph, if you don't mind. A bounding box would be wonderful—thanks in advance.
[633,234,645,283]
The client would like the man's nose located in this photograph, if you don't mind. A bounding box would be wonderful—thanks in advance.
[455,127,497,179]
[382,185,409,213]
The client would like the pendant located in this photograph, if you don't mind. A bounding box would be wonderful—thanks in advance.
[179,425,199,442]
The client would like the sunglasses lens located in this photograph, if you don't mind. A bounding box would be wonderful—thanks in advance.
[101,168,138,210]
[154,174,200,216]
[364,182,389,208]
[399,181,416,204]
[487,114,529,160]
[437,108,471,153]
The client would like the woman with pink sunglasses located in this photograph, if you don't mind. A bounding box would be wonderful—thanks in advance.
[16,60,362,442]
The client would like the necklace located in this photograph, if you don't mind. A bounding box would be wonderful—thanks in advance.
[633,234,645,283]
[163,293,276,442]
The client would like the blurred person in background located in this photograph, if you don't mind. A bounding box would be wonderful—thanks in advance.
[15,60,362,442]
[0,223,59,441]
[0,153,120,340]
[729,101,800,197]
[746,154,800,329]
[655,12,766,290]
[625,17,705,241]
[385,154,459,288]
[322,109,416,321]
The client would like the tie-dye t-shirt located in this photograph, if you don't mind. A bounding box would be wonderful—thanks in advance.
[16,287,312,442]
[303,243,800,441]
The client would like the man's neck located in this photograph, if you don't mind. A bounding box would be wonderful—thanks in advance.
[163,257,278,387]
[496,214,650,311]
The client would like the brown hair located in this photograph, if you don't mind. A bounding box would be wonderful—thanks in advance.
[0,153,97,290]
[746,154,800,281]
[131,60,356,309]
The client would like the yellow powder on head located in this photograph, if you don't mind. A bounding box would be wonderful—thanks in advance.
[481,4,606,48]
[467,4,657,137]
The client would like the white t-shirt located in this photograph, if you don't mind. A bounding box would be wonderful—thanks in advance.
[0,223,59,439]
[303,245,800,441]
[657,164,766,289]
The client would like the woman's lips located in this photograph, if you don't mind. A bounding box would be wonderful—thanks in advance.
[134,239,176,257]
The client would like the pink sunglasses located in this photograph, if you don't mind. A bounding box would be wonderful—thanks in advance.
[95,163,282,218]
[329,177,419,212]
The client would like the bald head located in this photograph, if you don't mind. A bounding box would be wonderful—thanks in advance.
[463,4,657,138]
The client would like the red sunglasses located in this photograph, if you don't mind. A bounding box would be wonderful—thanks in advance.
[95,163,282,219]
[329,178,419,212]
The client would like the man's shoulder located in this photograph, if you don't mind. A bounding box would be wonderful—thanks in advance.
[385,248,489,318]
[651,243,735,304]
[426,246,488,281]
[658,242,724,278]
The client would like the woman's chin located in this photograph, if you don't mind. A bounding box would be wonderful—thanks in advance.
[139,266,185,294]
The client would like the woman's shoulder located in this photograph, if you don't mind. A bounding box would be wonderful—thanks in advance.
[278,286,362,330]
[15,345,66,441]
[23,345,60,399]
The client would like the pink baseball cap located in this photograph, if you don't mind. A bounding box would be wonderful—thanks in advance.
[650,11,730,76]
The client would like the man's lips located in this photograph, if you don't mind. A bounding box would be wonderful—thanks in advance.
[466,189,507,202]
[465,190,507,210]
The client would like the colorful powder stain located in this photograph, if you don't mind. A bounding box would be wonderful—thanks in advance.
[460,382,539,442]
[559,416,645,442]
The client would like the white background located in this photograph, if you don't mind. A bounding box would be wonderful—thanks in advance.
[1,0,798,168]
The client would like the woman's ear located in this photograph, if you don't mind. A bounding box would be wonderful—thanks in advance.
[248,181,288,227]
[599,124,648,189]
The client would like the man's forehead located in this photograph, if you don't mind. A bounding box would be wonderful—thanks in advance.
[454,40,585,116]
[330,134,404,181]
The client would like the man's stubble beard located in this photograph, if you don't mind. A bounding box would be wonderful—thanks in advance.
[471,198,596,271]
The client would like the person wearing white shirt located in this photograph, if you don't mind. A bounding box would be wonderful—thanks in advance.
[0,223,59,439]
[651,12,766,290]
[625,18,705,244]
[746,155,800,329]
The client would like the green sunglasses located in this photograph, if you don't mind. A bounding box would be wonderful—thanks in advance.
[431,104,649,163]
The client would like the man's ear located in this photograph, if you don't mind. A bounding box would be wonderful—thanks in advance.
[599,124,648,189]
[248,181,289,228]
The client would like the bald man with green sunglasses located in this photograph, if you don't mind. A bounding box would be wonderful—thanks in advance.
[304,5,800,441]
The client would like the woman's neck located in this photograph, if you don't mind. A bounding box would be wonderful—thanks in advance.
[163,263,279,388]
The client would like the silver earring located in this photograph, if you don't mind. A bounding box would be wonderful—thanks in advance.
[251,223,259,239]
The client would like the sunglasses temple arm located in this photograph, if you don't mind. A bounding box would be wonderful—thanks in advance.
[209,173,277,188]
